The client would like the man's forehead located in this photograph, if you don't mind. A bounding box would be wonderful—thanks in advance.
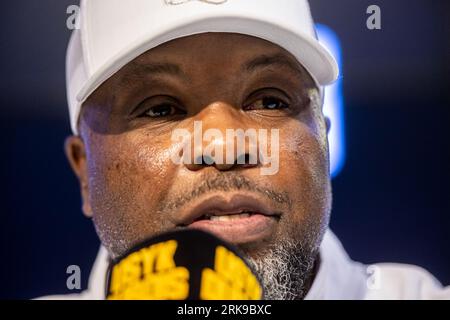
[116,33,314,85]
[82,33,319,113]
[124,54,308,79]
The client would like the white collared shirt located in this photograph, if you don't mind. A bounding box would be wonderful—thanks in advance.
[38,229,450,300]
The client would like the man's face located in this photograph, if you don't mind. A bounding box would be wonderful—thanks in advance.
[66,33,332,299]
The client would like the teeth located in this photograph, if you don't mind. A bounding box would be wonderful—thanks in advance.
[209,213,251,221]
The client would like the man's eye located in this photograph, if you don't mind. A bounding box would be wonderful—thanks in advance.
[141,104,183,118]
[246,97,289,111]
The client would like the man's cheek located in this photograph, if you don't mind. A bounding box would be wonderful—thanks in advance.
[88,162,167,258]
[89,138,177,224]
[278,128,329,200]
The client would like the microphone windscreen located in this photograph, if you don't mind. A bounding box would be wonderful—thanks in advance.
[105,229,263,300]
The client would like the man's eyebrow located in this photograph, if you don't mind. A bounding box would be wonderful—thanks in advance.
[120,61,188,83]
[243,53,305,76]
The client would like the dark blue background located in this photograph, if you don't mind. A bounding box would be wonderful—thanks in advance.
[0,0,449,299]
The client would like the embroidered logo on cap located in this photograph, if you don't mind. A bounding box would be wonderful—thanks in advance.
[165,0,228,5]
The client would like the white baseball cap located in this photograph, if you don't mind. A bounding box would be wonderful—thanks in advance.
[66,0,339,134]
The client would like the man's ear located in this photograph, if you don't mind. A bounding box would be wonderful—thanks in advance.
[64,136,93,218]
[325,116,331,135]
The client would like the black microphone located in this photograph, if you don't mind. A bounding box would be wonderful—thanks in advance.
[105,229,263,300]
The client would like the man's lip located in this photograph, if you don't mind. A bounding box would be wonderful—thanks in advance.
[187,214,278,245]
[175,192,281,227]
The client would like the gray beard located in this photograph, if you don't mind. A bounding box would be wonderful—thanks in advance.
[245,239,318,300]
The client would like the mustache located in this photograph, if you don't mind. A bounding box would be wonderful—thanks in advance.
[159,172,293,214]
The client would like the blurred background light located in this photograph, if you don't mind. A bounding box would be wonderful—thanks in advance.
[316,23,346,178]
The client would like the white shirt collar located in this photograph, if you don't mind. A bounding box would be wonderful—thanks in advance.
[304,229,367,299]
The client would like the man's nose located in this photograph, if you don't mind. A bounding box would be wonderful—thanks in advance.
[184,103,260,172]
